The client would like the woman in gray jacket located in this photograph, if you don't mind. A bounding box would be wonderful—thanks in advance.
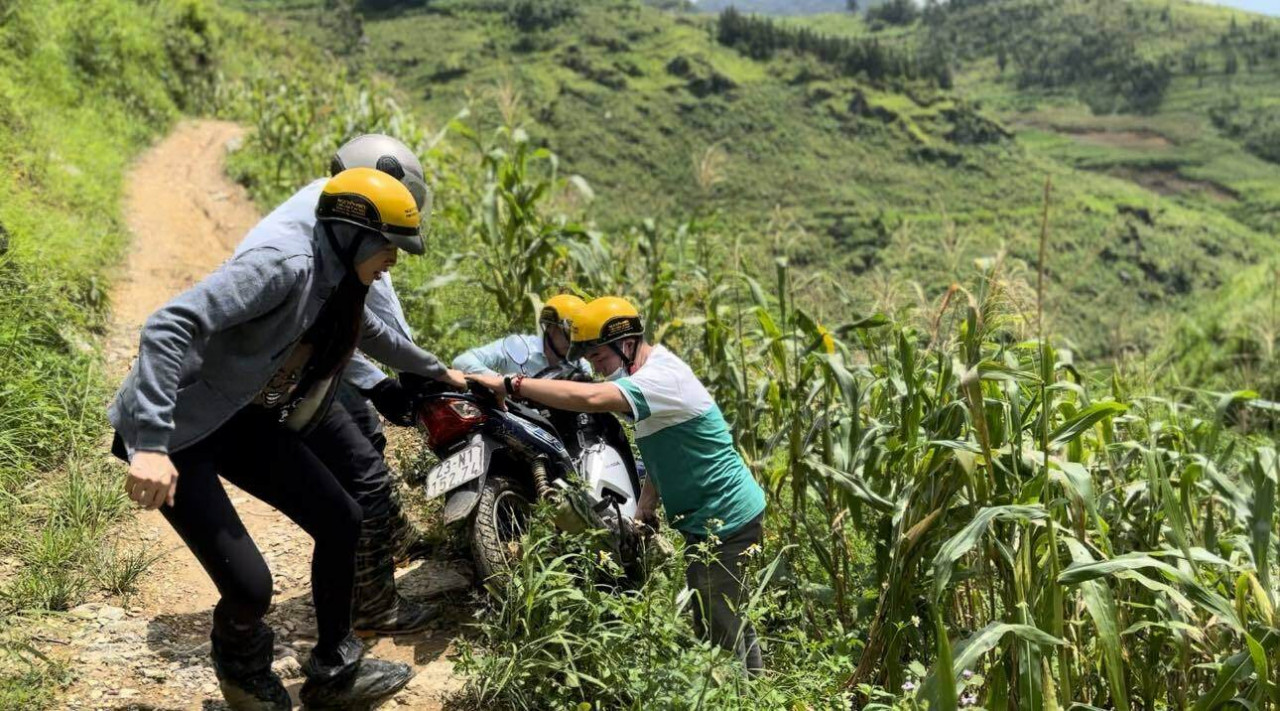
[109,167,465,710]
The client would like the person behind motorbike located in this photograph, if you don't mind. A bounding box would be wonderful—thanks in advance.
[235,134,441,624]
[465,296,766,674]
[109,169,467,710]
[452,294,590,378]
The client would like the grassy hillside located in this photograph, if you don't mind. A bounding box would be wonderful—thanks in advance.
[785,0,1280,236]
[0,1,303,706]
[767,0,1280,392]
[842,0,1280,391]
[692,0,848,13]
[234,0,1274,366]
[3,1,1276,708]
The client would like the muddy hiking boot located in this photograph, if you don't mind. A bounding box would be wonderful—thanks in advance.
[393,534,434,566]
[211,619,292,711]
[352,513,440,635]
[387,490,433,566]
[300,634,413,709]
[219,673,293,711]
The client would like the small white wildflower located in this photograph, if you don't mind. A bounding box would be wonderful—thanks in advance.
[901,679,916,692]
[960,692,978,707]
[743,543,762,558]
[597,550,613,566]
[962,669,974,681]
[910,615,921,628]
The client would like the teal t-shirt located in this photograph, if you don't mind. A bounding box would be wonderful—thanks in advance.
[612,346,765,537]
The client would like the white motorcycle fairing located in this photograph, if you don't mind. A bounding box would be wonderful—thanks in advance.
[576,442,638,519]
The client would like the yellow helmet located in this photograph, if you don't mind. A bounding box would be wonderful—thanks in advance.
[569,296,644,360]
[540,294,586,330]
[316,167,424,255]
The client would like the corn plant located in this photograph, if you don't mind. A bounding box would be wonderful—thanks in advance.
[221,67,433,207]
[439,153,1280,707]
[441,120,598,329]
[213,57,1280,710]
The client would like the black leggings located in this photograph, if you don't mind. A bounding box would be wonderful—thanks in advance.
[335,380,386,454]
[162,402,389,655]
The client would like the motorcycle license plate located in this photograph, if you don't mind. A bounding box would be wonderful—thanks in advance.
[425,440,489,500]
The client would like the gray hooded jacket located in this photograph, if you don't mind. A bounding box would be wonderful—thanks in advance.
[108,192,446,457]
[235,179,412,391]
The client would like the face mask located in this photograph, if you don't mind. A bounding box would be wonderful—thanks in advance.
[604,366,628,382]
[353,231,393,268]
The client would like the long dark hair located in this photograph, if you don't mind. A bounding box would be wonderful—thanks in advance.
[302,273,367,384]
[291,225,375,397]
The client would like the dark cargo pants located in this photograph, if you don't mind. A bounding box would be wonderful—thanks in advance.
[681,513,765,675]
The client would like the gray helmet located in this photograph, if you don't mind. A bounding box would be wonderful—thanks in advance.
[331,134,433,217]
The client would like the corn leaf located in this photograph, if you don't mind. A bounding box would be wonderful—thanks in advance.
[1063,539,1129,711]
[920,623,1066,701]
[932,505,1048,603]
[1048,401,1127,449]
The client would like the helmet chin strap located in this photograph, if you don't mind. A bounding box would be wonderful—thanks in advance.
[608,338,637,375]
[544,331,568,363]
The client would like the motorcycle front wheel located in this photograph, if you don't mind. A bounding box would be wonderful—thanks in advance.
[471,475,533,582]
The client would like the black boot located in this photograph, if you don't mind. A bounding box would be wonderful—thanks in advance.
[211,619,292,711]
[352,513,439,635]
[299,633,412,709]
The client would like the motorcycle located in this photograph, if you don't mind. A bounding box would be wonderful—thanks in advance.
[409,336,652,583]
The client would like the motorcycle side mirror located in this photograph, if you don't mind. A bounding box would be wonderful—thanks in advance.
[502,334,532,371]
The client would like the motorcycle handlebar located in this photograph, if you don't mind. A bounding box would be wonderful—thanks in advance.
[467,379,499,403]
[398,371,448,397]
[401,372,506,415]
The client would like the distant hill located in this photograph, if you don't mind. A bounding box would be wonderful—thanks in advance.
[244,0,1279,370]
[690,0,850,15]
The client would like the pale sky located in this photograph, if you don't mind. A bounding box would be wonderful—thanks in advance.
[688,0,1280,16]
[1202,0,1280,16]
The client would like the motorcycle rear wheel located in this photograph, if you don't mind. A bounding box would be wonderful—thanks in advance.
[471,475,533,582]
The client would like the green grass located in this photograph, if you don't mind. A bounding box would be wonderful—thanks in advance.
[1158,259,1280,397]
[0,1,293,706]
[0,639,69,711]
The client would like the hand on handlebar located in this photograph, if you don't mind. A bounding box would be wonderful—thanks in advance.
[364,377,417,427]
[464,373,508,410]
[439,368,468,391]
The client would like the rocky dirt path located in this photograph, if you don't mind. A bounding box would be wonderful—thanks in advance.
[53,119,470,710]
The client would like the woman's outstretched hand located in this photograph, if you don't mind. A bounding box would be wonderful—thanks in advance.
[127,451,178,510]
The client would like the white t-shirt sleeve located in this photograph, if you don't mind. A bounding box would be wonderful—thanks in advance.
[613,367,676,422]
[610,348,707,434]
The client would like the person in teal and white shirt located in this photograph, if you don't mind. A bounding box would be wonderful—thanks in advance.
[466,296,766,674]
